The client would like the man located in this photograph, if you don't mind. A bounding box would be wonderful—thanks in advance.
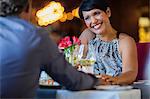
[0,0,106,98]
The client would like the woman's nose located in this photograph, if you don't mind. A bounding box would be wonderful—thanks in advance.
[91,17,97,24]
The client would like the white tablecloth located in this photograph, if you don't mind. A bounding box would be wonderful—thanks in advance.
[56,89,141,99]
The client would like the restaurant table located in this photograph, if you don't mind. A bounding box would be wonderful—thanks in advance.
[56,89,141,99]
[133,83,150,99]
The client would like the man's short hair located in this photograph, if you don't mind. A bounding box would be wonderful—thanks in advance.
[0,0,28,16]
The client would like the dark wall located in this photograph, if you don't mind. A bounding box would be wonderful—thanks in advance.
[110,0,142,42]
[32,0,149,42]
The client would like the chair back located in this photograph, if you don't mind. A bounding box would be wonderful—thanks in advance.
[136,43,150,80]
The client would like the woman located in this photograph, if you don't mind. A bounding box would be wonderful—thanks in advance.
[79,0,138,85]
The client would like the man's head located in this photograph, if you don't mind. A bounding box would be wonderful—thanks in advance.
[0,0,28,16]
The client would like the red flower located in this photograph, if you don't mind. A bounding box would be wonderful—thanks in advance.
[58,36,80,49]
[58,36,72,49]
[72,36,81,45]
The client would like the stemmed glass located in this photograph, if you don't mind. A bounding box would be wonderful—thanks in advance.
[72,44,96,74]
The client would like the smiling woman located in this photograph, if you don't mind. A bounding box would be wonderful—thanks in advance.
[79,0,138,85]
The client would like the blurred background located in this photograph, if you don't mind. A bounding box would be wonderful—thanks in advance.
[29,0,149,43]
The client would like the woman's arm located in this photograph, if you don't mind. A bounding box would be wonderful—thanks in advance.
[100,34,138,85]
[79,29,95,58]
[118,34,138,84]
[105,34,138,85]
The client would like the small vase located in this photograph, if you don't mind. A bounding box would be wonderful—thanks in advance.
[64,45,75,64]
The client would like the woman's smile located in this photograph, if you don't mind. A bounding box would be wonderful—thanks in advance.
[91,22,103,30]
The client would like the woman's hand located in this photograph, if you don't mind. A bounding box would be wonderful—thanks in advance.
[98,78,111,85]
[105,76,120,85]
[96,74,113,85]
[97,74,121,85]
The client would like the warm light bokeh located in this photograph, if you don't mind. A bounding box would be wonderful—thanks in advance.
[138,17,150,43]
[36,1,64,26]
[72,7,79,18]
[36,1,80,26]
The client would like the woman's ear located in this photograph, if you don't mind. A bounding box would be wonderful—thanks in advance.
[106,7,111,18]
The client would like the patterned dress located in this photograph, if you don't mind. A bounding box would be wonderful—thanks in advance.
[88,37,122,76]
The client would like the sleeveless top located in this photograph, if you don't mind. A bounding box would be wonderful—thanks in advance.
[88,33,122,76]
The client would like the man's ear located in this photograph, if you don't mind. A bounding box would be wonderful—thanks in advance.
[25,0,32,13]
[19,0,32,21]
[23,4,29,13]
[106,7,111,18]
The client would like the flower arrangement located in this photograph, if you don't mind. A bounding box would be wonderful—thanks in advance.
[58,36,80,49]
[58,36,96,74]
[58,36,80,65]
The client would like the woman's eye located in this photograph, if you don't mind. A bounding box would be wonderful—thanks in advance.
[84,16,89,20]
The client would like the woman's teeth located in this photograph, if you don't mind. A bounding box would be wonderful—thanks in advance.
[93,24,101,29]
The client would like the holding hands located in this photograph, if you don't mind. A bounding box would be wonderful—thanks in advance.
[97,74,121,85]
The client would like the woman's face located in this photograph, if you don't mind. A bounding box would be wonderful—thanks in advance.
[82,8,111,35]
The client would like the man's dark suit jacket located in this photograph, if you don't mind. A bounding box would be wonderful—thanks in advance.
[0,16,98,98]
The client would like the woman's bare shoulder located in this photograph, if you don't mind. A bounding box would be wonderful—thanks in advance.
[119,33,136,48]
[119,33,135,43]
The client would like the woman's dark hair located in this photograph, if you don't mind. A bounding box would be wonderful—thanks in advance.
[0,0,28,16]
[79,0,109,19]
